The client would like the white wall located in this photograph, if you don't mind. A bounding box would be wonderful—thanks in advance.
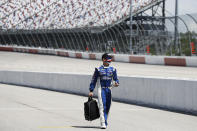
[0,71,197,115]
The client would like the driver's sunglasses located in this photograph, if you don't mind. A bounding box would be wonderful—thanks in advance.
[104,59,112,63]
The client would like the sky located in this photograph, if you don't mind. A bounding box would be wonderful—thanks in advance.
[166,0,197,15]
[164,0,197,32]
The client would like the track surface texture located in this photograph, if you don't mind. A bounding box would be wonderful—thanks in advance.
[0,84,197,131]
[0,52,197,80]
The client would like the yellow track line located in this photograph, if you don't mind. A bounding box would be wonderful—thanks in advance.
[39,126,73,128]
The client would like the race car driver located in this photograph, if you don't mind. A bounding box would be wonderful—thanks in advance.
[89,53,119,129]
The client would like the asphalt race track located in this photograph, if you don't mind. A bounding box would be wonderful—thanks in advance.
[0,51,197,131]
[0,52,197,80]
[0,84,197,131]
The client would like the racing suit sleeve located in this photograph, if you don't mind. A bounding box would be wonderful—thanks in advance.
[113,68,119,84]
[89,68,99,92]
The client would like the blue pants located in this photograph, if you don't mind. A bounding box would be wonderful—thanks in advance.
[98,87,111,126]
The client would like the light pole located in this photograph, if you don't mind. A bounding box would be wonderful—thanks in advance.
[129,0,133,54]
[174,0,179,54]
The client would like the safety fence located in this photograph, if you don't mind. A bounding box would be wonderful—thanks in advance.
[0,0,197,56]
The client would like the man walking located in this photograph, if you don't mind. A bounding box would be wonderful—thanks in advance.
[89,53,119,129]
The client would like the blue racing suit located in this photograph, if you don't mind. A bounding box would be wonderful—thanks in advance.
[89,65,119,126]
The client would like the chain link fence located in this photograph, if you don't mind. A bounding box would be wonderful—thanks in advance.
[0,0,197,56]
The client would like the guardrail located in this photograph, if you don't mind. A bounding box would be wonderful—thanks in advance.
[1,45,197,67]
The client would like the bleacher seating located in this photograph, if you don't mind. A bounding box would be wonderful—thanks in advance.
[0,0,157,29]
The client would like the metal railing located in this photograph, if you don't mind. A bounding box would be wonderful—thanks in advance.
[0,0,196,56]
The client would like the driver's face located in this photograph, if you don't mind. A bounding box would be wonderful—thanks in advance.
[103,59,111,66]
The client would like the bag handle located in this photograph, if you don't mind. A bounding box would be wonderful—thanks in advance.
[88,96,92,101]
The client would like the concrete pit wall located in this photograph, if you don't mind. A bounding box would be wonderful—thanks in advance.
[0,70,197,115]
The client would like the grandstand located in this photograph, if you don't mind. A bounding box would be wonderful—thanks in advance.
[0,0,170,54]
[0,0,162,29]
